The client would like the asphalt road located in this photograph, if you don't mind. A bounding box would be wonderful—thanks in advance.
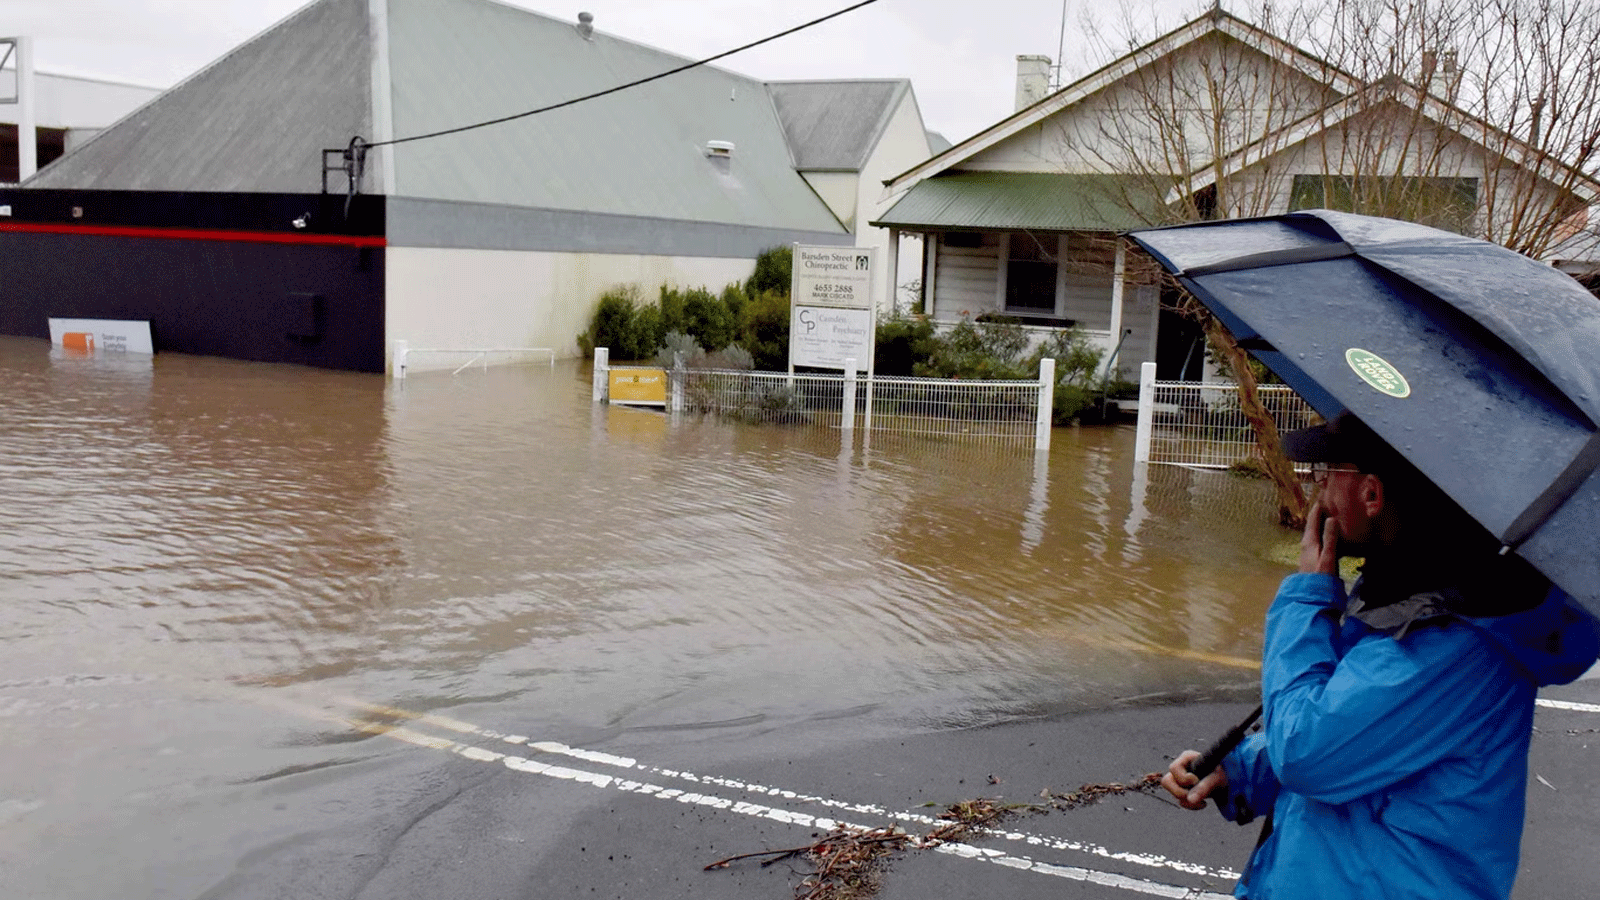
[239,675,1599,900]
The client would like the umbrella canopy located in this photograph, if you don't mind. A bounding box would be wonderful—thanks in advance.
[1126,210,1600,619]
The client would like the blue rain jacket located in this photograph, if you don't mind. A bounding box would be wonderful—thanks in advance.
[1219,572,1599,899]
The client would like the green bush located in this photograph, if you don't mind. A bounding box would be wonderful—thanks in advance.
[578,285,653,361]
[682,287,736,351]
[658,285,688,337]
[745,246,792,298]
[874,312,938,376]
[915,317,1034,380]
[1029,327,1107,423]
[740,289,791,371]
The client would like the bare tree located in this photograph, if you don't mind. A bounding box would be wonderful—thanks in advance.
[1060,0,1600,524]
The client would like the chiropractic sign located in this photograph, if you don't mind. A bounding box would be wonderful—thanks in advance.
[789,245,877,372]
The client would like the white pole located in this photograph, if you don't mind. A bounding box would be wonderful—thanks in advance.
[593,347,609,403]
[1134,360,1157,463]
[885,228,901,314]
[1035,357,1056,451]
[671,351,684,413]
[392,339,408,380]
[841,357,857,433]
[17,36,36,180]
[1106,239,1126,379]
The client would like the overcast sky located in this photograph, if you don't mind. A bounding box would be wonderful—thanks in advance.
[6,0,1207,143]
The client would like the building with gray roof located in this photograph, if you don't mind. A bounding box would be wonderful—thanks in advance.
[2,0,933,372]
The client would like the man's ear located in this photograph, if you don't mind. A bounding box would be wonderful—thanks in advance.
[1360,474,1385,516]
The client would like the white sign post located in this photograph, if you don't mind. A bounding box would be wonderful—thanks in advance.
[790,246,878,429]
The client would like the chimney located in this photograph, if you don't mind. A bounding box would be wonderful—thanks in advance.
[1015,55,1051,111]
[1422,48,1460,100]
[576,11,594,40]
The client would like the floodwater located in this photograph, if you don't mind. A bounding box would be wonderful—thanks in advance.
[0,334,1298,898]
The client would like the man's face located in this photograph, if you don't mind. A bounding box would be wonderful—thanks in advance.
[1313,464,1382,555]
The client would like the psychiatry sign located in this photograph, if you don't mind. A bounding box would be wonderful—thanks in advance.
[790,245,877,372]
[791,306,873,370]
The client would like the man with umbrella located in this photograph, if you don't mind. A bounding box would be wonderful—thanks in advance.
[1125,210,1600,897]
[1162,411,1598,898]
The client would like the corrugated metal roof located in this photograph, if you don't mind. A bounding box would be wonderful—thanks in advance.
[383,0,844,232]
[766,80,906,170]
[871,172,1164,231]
[28,0,853,235]
[28,0,370,192]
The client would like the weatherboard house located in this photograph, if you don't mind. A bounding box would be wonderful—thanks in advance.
[0,0,933,373]
[873,9,1600,382]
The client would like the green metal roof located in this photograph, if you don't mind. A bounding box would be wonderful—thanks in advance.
[871,172,1166,232]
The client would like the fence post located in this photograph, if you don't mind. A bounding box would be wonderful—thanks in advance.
[841,358,857,433]
[1035,357,1056,451]
[393,340,408,380]
[592,347,609,403]
[671,351,685,413]
[1134,360,1157,463]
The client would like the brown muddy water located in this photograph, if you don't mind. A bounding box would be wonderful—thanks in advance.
[0,334,1297,898]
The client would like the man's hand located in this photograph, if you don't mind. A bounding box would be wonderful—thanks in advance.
[1299,498,1341,575]
[1162,750,1228,810]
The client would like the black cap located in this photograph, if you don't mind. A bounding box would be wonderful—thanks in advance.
[1282,411,1402,475]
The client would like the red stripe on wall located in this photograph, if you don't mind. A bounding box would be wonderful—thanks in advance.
[0,220,386,248]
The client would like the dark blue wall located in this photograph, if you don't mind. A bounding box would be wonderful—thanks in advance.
[0,190,387,372]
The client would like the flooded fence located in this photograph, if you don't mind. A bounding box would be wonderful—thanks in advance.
[392,341,556,377]
[594,348,1057,450]
[1132,361,1317,469]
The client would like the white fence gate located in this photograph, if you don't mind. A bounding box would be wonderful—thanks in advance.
[1133,361,1317,469]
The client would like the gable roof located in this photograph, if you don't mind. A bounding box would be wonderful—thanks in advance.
[884,9,1358,194]
[766,80,909,171]
[27,0,371,192]
[1181,76,1600,206]
[26,0,855,235]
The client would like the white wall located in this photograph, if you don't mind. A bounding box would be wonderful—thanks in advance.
[386,247,755,372]
[0,69,158,129]
[857,91,936,313]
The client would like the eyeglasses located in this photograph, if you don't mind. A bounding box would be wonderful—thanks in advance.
[1309,462,1364,485]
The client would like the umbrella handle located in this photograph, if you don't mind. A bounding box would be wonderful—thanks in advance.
[1188,704,1263,781]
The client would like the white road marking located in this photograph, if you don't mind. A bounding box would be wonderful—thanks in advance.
[329,696,1240,886]
[1536,698,1600,714]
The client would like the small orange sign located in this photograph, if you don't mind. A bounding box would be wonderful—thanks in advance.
[609,368,668,406]
[62,332,95,353]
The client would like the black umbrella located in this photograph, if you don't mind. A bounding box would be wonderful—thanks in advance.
[1126,209,1600,620]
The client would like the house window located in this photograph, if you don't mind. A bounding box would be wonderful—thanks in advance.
[1005,232,1058,315]
[1290,175,1478,234]
[942,231,984,248]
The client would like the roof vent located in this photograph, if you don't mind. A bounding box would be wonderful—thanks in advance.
[705,140,735,158]
[576,11,594,40]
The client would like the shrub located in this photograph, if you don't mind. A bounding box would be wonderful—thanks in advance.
[740,289,791,371]
[916,317,1034,380]
[1028,327,1106,423]
[578,285,652,360]
[654,331,704,368]
[745,246,792,298]
[658,285,688,337]
[874,312,938,376]
[682,287,736,351]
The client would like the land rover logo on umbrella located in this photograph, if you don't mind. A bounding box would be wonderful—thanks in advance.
[1346,348,1411,398]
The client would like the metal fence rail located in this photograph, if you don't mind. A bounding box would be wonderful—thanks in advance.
[1133,361,1317,469]
[677,368,848,429]
[595,349,1056,449]
[392,341,556,378]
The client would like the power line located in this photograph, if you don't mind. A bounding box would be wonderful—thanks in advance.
[368,0,883,150]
